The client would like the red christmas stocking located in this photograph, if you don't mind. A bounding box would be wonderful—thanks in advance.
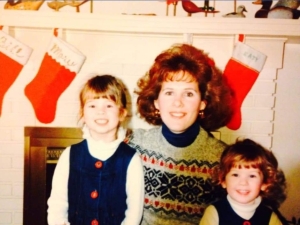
[0,27,32,116]
[24,30,86,123]
[224,40,267,130]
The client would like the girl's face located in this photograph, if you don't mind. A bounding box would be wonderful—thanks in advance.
[154,71,206,134]
[83,97,127,142]
[222,166,267,205]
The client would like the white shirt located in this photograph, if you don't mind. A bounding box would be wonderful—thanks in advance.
[199,195,282,225]
[47,127,144,225]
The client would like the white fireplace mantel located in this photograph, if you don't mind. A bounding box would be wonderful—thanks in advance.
[0,7,293,147]
[0,10,300,42]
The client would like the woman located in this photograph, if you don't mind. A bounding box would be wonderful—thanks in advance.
[128,43,233,225]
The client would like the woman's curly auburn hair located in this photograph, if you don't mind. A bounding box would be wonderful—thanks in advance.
[135,43,233,131]
[214,138,287,208]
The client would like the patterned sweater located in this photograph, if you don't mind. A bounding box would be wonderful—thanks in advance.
[128,126,227,225]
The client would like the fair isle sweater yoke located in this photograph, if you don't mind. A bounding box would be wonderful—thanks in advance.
[128,126,227,225]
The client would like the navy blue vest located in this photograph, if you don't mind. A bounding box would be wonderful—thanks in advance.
[214,197,272,225]
[68,140,136,225]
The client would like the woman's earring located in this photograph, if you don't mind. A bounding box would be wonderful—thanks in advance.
[199,110,205,119]
[154,109,160,118]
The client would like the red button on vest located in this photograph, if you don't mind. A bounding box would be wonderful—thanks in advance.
[243,221,251,225]
[95,161,103,168]
[91,219,99,225]
[91,190,98,199]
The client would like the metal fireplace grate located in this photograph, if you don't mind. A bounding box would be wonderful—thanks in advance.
[24,127,82,225]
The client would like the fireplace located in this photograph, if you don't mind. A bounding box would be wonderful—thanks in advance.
[23,127,83,225]
[4,7,296,223]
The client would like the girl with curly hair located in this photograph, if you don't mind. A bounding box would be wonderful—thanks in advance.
[200,138,287,225]
[127,43,233,225]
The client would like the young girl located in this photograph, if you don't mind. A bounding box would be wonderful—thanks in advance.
[200,138,287,225]
[47,75,144,225]
[128,44,233,225]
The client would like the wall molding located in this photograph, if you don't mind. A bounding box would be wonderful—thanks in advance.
[0,10,300,43]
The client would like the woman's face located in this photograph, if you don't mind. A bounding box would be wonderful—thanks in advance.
[154,71,206,134]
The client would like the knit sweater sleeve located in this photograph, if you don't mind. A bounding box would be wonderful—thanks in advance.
[199,205,219,225]
[269,212,283,225]
[47,147,70,225]
[121,152,145,225]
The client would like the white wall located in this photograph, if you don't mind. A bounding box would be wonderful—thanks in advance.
[273,43,300,220]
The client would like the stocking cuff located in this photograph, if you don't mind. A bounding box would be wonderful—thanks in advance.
[47,36,86,73]
[0,30,33,65]
[232,41,267,72]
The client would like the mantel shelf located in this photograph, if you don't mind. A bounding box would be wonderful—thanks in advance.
[0,9,300,42]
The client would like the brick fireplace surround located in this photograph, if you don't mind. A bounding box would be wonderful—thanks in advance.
[0,2,300,224]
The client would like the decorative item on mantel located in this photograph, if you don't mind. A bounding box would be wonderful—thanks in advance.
[47,0,93,13]
[253,0,273,18]
[267,0,300,19]
[4,0,44,10]
[122,13,156,16]
[181,0,219,17]
[166,0,178,16]
[223,5,248,17]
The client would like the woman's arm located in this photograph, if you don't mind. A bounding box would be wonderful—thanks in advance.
[121,153,145,225]
[47,147,70,225]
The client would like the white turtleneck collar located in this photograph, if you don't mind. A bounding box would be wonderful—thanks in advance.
[82,125,126,161]
[227,194,262,220]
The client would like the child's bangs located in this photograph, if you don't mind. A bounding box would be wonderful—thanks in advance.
[84,89,117,103]
[232,160,261,169]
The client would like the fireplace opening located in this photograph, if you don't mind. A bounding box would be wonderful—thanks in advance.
[24,127,83,225]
